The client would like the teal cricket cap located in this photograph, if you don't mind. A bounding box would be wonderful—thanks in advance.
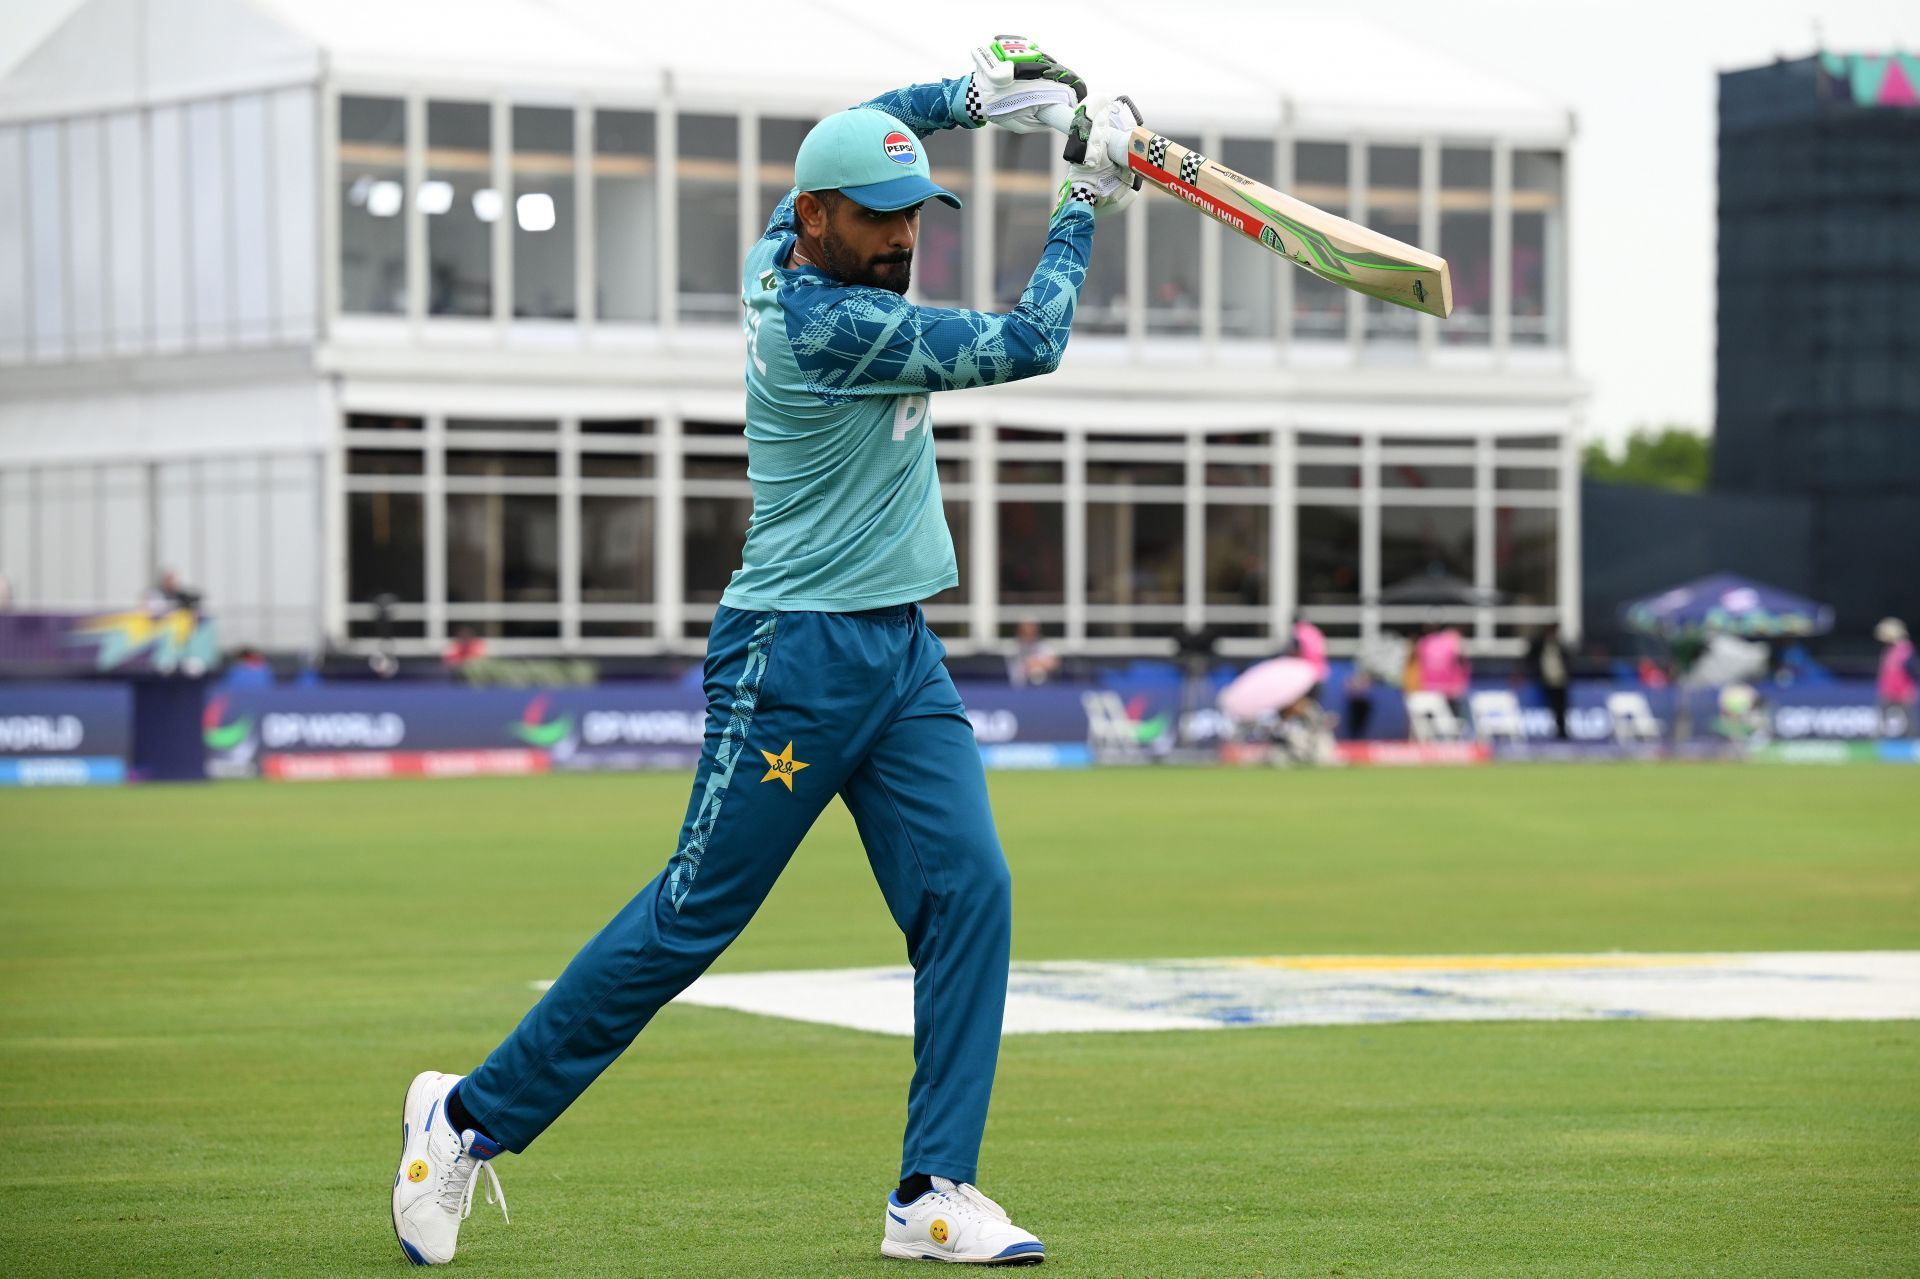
[792,108,962,212]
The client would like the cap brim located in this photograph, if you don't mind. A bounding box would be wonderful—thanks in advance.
[838,173,962,212]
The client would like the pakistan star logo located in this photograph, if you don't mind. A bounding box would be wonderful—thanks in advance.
[759,741,809,792]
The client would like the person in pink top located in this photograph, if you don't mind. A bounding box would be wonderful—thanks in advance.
[1875,618,1918,737]
[1416,624,1471,712]
[1292,614,1329,684]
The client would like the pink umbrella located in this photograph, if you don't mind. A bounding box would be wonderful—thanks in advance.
[1218,657,1322,721]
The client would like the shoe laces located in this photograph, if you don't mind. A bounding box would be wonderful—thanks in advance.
[931,1177,1010,1224]
[437,1131,509,1225]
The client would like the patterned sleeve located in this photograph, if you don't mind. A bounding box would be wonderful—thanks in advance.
[857,77,982,137]
[783,204,1094,401]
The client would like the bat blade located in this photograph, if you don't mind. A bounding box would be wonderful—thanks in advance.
[1124,129,1453,319]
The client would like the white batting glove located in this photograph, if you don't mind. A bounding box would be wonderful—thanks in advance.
[1057,95,1144,219]
[966,35,1087,134]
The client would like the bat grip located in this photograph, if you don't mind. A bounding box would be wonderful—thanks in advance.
[1039,102,1131,168]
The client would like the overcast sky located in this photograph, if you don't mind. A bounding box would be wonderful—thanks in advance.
[4,0,1917,447]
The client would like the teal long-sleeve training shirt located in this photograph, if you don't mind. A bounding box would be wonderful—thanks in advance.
[718,77,1095,614]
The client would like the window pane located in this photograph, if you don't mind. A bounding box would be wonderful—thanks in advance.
[581,495,654,602]
[677,113,738,324]
[684,495,751,602]
[229,95,274,343]
[348,492,424,601]
[1440,146,1492,345]
[1146,197,1200,334]
[339,96,406,315]
[1086,502,1182,605]
[594,109,657,322]
[1380,505,1474,588]
[446,493,559,603]
[513,106,575,320]
[993,131,1063,313]
[756,116,808,248]
[1365,144,1419,346]
[0,127,25,361]
[1495,506,1556,605]
[1206,505,1267,605]
[187,100,230,345]
[446,450,558,477]
[998,501,1063,606]
[1381,462,1474,490]
[1298,506,1359,603]
[1292,142,1347,340]
[1087,458,1184,487]
[66,119,106,357]
[25,122,66,359]
[1512,149,1564,346]
[917,128,972,306]
[426,101,492,317]
[1218,138,1274,339]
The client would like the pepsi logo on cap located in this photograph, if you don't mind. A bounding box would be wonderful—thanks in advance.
[883,131,917,166]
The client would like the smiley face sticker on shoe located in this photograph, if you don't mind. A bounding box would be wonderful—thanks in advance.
[407,1159,429,1183]
[929,1219,949,1245]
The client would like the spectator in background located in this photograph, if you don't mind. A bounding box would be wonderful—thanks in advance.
[1875,618,1917,738]
[1343,665,1374,741]
[1008,618,1060,687]
[145,568,200,616]
[1291,614,1329,685]
[1417,622,1470,718]
[221,646,275,690]
[444,625,489,670]
[1525,622,1573,740]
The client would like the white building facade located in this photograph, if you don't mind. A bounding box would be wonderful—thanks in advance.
[0,0,1583,657]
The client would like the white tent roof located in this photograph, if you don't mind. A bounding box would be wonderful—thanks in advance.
[1,0,1571,139]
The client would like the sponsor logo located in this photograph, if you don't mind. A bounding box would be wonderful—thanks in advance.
[966,708,1019,744]
[1259,225,1283,252]
[1155,175,1247,234]
[930,1219,950,1245]
[1214,166,1255,187]
[407,1159,429,1183]
[580,710,706,746]
[0,714,84,753]
[883,130,917,166]
[509,695,574,749]
[202,696,253,752]
[759,740,810,791]
[260,712,405,750]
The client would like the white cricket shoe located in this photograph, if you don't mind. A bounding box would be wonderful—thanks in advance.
[391,1071,508,1266]
[882,1176,1045,1265]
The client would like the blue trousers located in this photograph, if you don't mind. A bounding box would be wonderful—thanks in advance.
[460,604,1012,1184]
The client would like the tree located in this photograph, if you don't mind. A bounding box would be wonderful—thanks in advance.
[1582,426,1712,493]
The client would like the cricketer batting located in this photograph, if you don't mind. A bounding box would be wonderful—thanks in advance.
[390,36,1138,1269]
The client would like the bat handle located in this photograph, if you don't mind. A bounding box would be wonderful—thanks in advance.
[1038,101,1134,169]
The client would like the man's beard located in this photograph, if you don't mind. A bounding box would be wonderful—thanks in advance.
[818,227,912,294]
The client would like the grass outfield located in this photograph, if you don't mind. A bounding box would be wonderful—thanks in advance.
[2,765,1916,1277]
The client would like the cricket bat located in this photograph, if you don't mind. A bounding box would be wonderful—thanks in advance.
[1042,104,1453,319]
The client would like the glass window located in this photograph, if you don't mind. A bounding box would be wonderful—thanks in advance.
[271,88,318,340]
[756,116,809,238]
[581,453,654,479]
[594,109,658,323]
[103,113,146,355]
[1298,459,1360,490]
[1382,462,1474,490]
[229,96,274,343]
[66,119,107,357]
[1512,149,1564,346]
[1440,146,1492,345]
[1146,194,1200,335]
[1496,506,1556,605]
[1087,458,1184,488]
[338,96,407,315]
[446,493,559,603]
[1218,138,1274,339]
[677,113,739,324]
[1298,506,1360,604]
[1380,505,1474,588]
[1206,506,1267,605]
[426,101,492,318]
[348,492,424,601]
[998,500,1064,605]
[1086,502,1182,605]
[1365,145,1420,346]
[446,451,559,478]
[1291,142,1348,340]
[348,450,424,475]
[1495,467,1557,491]
[917,128,972,307]
[25,122,66,359]
[0,126,25,361]
[581,495,654,602]
[512,106,575,320]
[683,495,751,602]
[187,100,231,345]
